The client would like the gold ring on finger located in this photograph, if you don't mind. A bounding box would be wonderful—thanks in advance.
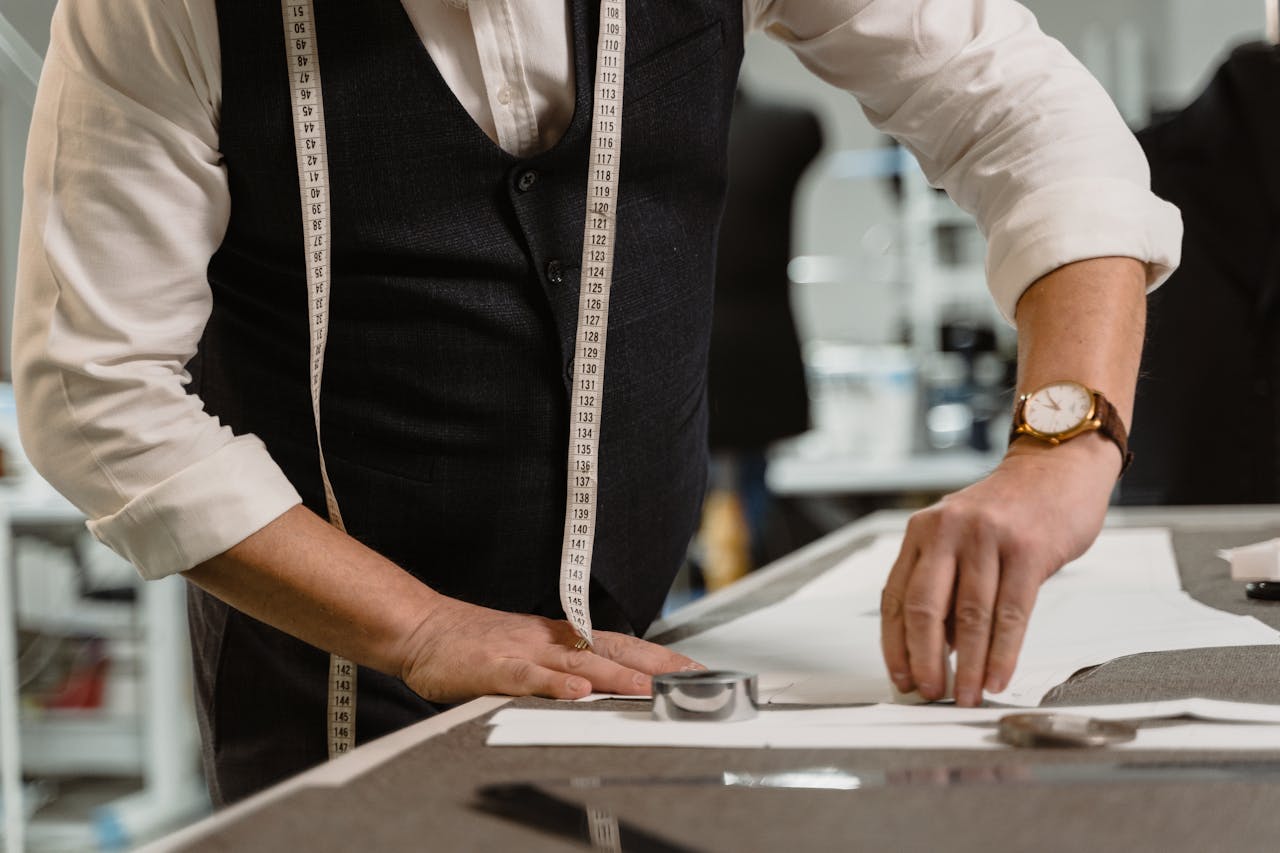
[573,636,591,651]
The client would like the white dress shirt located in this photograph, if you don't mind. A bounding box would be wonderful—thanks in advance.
[12,0,1182,580]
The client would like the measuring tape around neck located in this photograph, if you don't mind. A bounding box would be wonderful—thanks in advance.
[279,0,626,758]
[559,0,627,648]
[281,0,354,760]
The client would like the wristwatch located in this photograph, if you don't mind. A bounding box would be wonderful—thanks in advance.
[1009,380,1133,475]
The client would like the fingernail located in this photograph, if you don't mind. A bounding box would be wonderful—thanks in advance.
[632,672,649,688]
[956,688,977,707]
[567,677,589,694]
[682,663,707,672]
[891,672,912,689]
[918,682,937,697]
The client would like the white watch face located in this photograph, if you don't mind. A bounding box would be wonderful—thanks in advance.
[1024,381,1093,436]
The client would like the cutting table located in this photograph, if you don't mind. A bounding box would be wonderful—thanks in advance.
[145,506,1280,852]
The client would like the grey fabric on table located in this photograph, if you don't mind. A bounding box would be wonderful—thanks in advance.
[1043,526,1280,706]
[174,525,1280,852]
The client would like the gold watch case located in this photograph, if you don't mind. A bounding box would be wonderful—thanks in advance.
[1012,380,1102,446]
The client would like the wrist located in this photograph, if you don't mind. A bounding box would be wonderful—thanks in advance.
[393,588,454,684]
[1004,429,1124,479]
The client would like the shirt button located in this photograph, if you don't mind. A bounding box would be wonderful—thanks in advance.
[546,259,565,285]
[496,86,513,106]
[516,170,538,192]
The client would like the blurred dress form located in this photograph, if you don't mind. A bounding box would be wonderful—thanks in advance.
[1121,44,1280,504]
[699,89,823,589]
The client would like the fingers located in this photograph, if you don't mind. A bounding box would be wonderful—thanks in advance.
[535,632,705,697]
[984,545,1040,694]
[881,503,1047,706]
[545,645,655,695]
[900,550,957,702]
[491,657,593,700]
[880,543,918,694]
[883,508,1036,706]
[951,528,999,707]
[493,626,704,700]
[591,631,704,677]
[883,528,961,703]
[488,634,657,699]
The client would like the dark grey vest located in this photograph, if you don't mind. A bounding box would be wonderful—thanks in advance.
[188,0,742,803]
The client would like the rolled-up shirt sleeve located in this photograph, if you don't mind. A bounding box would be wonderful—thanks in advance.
[748,0,1183,323]
[12,0,301,579]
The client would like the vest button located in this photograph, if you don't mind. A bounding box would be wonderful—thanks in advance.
[546,259,565,284]
[516,170,539,192]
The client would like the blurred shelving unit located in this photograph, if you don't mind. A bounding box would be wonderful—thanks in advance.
[0,10,40,372]
[0,381,207,845]
[775,146,1011,511]
[0,381,208,851]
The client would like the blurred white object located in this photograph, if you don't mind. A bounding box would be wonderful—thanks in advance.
[1220,539,1280,581]
[925,403,972,450]
[805,343,916,460]
[14,538,75,625]
[891,650,955,705]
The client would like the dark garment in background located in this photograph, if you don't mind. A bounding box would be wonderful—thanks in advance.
[190,0,743,804]
[1120,43,1280,504]
[707,93,822,450]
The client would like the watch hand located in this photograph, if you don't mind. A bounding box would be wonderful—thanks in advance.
[1044,392,1060,411]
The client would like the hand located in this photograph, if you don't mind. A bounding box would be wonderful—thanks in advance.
[397,596,704,704]
[879,433,1121,706]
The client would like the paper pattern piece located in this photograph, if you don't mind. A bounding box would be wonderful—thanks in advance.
[660,529,1280,707]
[488,699,1280,751]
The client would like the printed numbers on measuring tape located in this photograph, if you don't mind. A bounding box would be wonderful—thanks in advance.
[558,0,628,647]
[280,0,355,760]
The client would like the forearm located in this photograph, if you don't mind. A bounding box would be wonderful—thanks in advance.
[185,504,702,702]
[1010,256,1148,471]
[184,505,440,679]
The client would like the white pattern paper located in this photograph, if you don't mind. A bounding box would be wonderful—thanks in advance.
[659,529,1280,707]
[488,698,1280,750]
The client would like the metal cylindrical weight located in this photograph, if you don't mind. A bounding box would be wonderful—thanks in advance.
[652,671,758,722]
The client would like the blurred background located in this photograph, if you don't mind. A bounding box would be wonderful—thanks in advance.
[0,0,1273,848]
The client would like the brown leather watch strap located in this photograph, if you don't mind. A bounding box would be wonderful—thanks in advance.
[1092,391,1134,476]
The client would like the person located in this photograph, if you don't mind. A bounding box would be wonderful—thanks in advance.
[12,0,1181,803]
[1120,42,1280,506]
